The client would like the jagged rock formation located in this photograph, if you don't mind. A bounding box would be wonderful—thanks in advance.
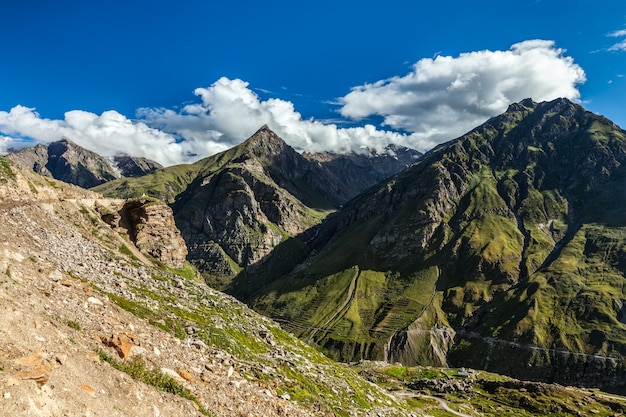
[0,157,410,416]
[5,138,162,188]
[98,198,188,269]
[248,98,626,393]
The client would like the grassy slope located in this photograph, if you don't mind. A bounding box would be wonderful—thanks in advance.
[249,99,626,391]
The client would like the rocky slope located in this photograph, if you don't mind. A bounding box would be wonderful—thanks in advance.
[248,98,626,393]
[94,125,420,293]
[0,157,414,416]
[5,139,162,188]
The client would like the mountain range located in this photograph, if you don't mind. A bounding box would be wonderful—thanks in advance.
[5,138,163,188]
[246,97,626,392]
[5,96,626,409]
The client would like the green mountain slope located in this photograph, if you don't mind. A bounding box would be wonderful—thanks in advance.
[248,98,626,392]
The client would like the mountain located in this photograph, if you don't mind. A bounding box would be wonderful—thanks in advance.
[303,144,422,196]
[5,138,162,188]
[247,98,626,393]
[95,125,420,291]
[4,147,626,416]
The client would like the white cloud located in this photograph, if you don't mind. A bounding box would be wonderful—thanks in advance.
[0,106,193,166]
[340,40,586,150]
[607,28,626,52]
[608,39,626,52]
[137,77,407,155]
[0,135,16,155]
[608,29,626,37]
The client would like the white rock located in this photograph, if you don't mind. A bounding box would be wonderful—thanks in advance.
[87,296,103,306]
[130,345,147,356]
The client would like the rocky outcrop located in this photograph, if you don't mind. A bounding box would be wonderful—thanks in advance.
[100,197,188,269]
[303,144,421,195]
[112,155,163,177]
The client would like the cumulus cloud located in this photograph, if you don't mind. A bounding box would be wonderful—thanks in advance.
[137,77,406,155]
[340,40,586,150]
[0,135,16,155]
[0,106,194,166]
[608,29,626,37]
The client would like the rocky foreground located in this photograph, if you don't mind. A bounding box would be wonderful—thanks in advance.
[0,159,409,416]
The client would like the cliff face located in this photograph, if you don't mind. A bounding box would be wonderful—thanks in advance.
[99,198,188,269]
[248,98,626,393]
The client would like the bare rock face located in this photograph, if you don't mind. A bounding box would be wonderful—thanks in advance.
[100,198,188,269]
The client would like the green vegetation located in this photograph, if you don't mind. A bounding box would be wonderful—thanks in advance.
[64,319,81,331]
[357,363,626,416]
[0,157,15,182]
[97,350,213,416]
[244,98,626,393]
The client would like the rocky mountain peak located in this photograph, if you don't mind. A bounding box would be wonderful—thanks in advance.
[240,125,290,159]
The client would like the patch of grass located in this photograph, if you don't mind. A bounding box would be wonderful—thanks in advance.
[96,350,213,416]
[64,319,81,331]
[118,244,140,262]
[27,181,38,194]
[0,157,15,182]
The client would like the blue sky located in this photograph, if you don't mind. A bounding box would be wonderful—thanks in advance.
[1,0,625,165]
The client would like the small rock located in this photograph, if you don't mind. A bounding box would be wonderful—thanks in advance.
[87,296,103,306]
[55,353,68,365]
[178,369,194,382]
[280,393,290,401]
[4,392,10,399]
[160,368,185,382]
[227,366,234,378]
[101,334,133,359]
[81,384,96,397]
[153,347,161,356]
[191,339,207,350]
[130,345,147,356]
[48,270,62,282]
